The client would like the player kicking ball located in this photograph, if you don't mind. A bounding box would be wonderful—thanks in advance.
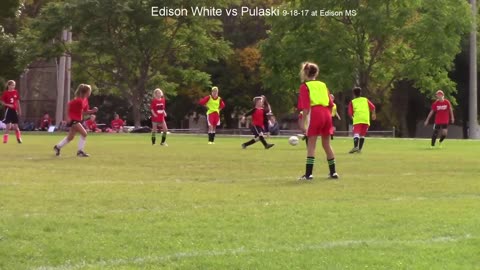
[53,84,98,157]
[424,90,454,148]
[240,96,274,150]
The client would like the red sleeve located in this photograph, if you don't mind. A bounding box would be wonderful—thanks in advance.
[15,90,20,101]
[348,102,353,117]
[199,96,210,105]
[297,84,310,110]
[83,99,90,111]
[220,99,225,110]
[368,100,375,111]
[431,101,437,111]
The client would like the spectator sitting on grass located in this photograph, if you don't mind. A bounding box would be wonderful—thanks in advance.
[84,115,102,133]
[39,113,52,131]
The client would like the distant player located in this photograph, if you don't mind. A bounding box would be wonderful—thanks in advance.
[424,90,454,147]
[39,113,52,131]
[53,84,98,157]
[84,114,101,133]
[330,94,341,140]
[240,96,274,149]
[110,113,125,133]
[150,88,168,146]
[348,87,376,153]
[1,80,23,144]
[297,62,338,180]
[199,86,225,144]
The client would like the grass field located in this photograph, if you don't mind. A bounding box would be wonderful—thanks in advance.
[1,133,479,269]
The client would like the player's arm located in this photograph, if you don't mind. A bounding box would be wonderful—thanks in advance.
[424,110,434,126]
[219,100,225,111]
[368,100,376,121]
[241,109,255,123]
[449,101,454,124]
[199,96,209,106]
[348,102,353,119]
[301,109,310,133]
[336,111,341,120]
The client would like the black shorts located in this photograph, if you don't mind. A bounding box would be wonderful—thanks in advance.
[3,108,19,124]
[251,125,264,137]
[434,124,448,130]
[66,120,82,127]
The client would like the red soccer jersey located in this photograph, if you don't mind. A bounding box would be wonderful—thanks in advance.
[297,83,333,110]
[68,98,89,121]
[252,108,265,127]
[41,117,51,129]
[2,89,20,111]
[84,119,97,131]
[111,119,124,129]
[151,98,166,122]
[431,100,451,124]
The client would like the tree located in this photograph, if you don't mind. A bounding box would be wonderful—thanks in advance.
[261,0,471,134]
[17,0,232,127]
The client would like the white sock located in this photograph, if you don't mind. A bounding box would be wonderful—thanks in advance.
[78,136,86,151]
[57,137,69,148]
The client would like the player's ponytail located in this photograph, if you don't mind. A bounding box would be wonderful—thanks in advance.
[75,84,92,98]
[300,62,319,82]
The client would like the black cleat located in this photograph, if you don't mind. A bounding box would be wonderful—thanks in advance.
[349,147,359,154]
[53,145,61,156]
[241,143,247,149]
[265,143,275,149]
[77,150,90,157]
[298,175,313,181]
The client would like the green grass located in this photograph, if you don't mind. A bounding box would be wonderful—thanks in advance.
[1,133,479,269]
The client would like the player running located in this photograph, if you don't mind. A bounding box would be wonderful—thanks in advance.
[240,96,274,150]
[53,84,98,157]
[348,87,376,153]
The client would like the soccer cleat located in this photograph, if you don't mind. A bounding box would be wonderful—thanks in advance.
[53,145,61,156]
[298,175,313,181]
[328,173,339,179]
[349,147,359,154]
[17,138,22,144]
[241,143,247,149]
[265,143,275,149]
[77,150,90,157]
[160,142,168,147]
[208,142,213,145]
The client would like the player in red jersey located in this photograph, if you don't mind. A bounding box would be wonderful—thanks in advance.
[1,80,23,143]
[240,96,274,149]
[424,90,454,147]
[110,113,125,133]
[53,84,98,157]
[84,115,101,133]
[150,88,168,146]
[348,87,376,153]
[39,113,52,131]
[199,87,225,144]
[297,62,338,180]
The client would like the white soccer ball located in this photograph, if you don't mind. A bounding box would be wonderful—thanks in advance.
[288,136,299,146]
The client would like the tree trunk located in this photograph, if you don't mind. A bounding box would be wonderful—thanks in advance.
[131,95,142,128]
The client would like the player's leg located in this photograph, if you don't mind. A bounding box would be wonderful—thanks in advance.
[299,135,317,180]
[207,114,213,143]
[349,125,360,153]
[54,123,77,156]
[160,121,168,146]
[210,113,219,144]
[431,125,439,147]
[358,125,368,152]
[74,123,89,157]
[242,126,259,149]
[257,127,274,149]
[151,122,158,145]
[439,127,448,145]
[3,123,11,143]
[322,135,338,179]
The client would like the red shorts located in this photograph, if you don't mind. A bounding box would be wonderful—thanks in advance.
[306,106,333,137]
[207,112,220,127]
[353,124,369,136]
[152,115,165,123]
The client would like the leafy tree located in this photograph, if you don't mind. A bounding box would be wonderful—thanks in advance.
[261,0,471,133]
[17,0,232,126]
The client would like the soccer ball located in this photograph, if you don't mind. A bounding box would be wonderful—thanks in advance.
[288,136,299,146]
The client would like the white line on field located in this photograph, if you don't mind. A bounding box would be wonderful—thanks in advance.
[33,234,475,270]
